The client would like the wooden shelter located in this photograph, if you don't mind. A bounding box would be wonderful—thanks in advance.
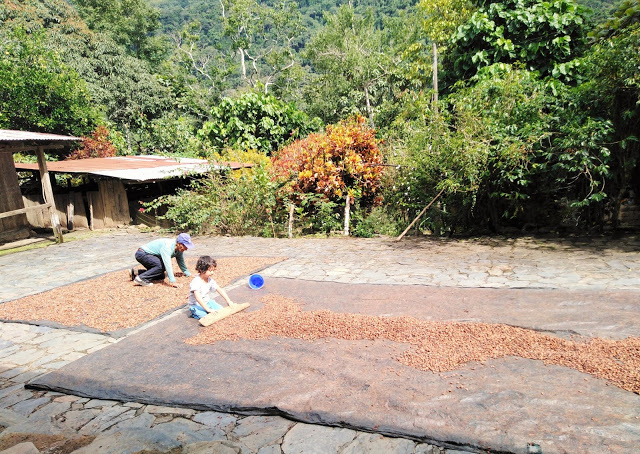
[0,130,78,244]
[13,155,253,231]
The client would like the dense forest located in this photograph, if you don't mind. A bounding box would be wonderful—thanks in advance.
[1,0,638,237]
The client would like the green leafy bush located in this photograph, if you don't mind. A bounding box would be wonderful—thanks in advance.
[352,205,401,238]
[144,165,284,236]
[387,64,612,233]
[448,0,589,84]
[198,92,322,155]
[293,194,343,235]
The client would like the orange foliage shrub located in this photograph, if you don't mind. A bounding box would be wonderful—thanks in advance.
[67,126,117,160]
[271,116,384,206]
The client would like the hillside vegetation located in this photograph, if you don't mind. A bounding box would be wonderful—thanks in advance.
[1,0,638,237]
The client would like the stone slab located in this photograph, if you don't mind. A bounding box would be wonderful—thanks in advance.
[27,279,640,454]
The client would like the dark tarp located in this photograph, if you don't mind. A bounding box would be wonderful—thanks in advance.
[28,279,640,453]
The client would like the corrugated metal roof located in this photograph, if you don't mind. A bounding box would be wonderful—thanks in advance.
[13,155,253,182]
[0,130,81,142]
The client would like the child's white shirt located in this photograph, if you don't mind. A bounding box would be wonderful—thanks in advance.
[188,275,219,307]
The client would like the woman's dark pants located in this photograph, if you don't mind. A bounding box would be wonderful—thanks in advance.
[135,249,166,281]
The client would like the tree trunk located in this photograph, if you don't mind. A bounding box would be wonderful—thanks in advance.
[288,203,295,238]
[239,48,247,81]
[488,197,501,233]
[344,194,351,236]
[432,42,438,112]
[363,85,375,129]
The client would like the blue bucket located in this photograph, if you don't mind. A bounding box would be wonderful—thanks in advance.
[248,274,264,289]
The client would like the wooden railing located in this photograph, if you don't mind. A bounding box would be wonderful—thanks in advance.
[0,203,51,220]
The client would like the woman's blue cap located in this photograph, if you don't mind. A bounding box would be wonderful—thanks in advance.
[176,233,194,249]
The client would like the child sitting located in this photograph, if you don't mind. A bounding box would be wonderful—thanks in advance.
[188,256,236,319]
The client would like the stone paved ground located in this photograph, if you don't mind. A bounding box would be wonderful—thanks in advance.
[0,228,639,454]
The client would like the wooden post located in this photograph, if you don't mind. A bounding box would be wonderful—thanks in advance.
[288,203,295,239]
[88,193,94,230]
[36,146,64,243]
[67,198,75,231]
[344,193,351,236]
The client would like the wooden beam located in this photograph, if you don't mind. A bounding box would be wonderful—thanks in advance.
[36,146,64,243]
[0,203,52,220]
[395,187,446,242]
[0,144,67,153]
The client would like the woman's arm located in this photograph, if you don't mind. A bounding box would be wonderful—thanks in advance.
[160,242,178,283]
[175,252,190,277]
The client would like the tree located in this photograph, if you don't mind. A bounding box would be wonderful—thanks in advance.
[272,115,384,208]
[578,0,620,23]
[0,28,97,135]
[304,5,394,127]
[448,0,589,83]
[70,0,168,65]
[162,21,230,112]
[64,38,177,153]
[579,3,640,225]
[453,65,611,229]
[67,126,118,159]
[197,92,322,154]
[221,0,304,92]
[389,64,612,233]
[418,0,475,101]
[420,0,474,44]
[0,0,179,154]
[589,0,640,38]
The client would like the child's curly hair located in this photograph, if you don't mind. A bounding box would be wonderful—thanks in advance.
[195,256,217,273]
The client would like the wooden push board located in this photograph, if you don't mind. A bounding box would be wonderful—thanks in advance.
[199,303,250,327]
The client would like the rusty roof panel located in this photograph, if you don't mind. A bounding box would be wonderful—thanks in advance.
[0,130,80,142]
[13,155,253,182]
